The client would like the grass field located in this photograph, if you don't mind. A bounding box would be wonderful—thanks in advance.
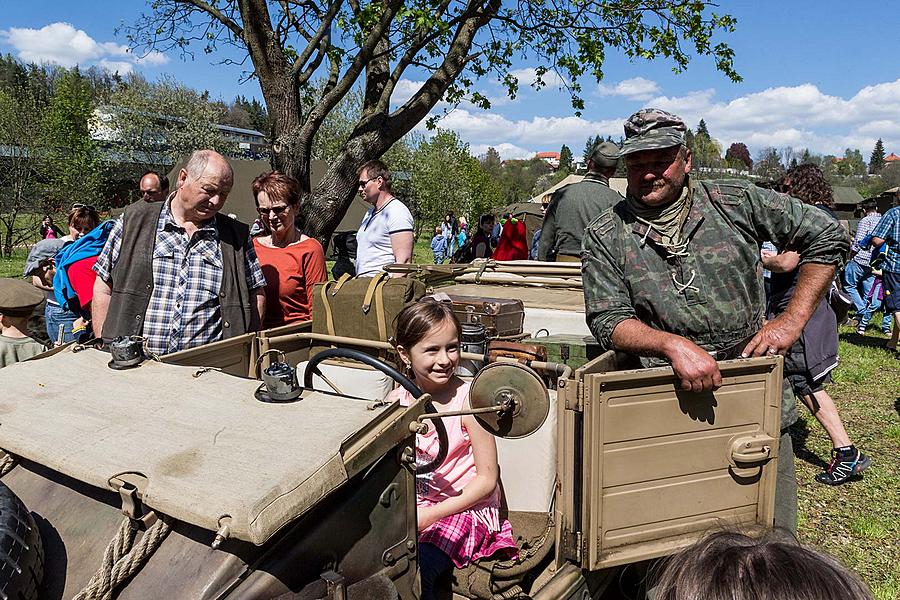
[2,244,898,597]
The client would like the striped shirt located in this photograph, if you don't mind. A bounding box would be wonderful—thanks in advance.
[94,202,266,356]
[850,212,882,266]
[871,206,900,273]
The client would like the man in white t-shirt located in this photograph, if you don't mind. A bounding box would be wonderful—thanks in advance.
[354,160,414,277]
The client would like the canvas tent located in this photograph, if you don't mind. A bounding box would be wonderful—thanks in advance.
[528,176,627,203]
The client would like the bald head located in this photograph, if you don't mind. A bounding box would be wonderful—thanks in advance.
[174,150,234,224]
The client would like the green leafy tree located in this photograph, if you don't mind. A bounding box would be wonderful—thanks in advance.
[869,138,885,174]
[406,129,499,238]
[559,144,573,173]
[40,69,105,210]
[690,126,723,171]
[103,73,233,174]
[124,0,740,241]
[0,87,44,255]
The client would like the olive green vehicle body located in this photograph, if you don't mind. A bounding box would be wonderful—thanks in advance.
[0,277,784,599]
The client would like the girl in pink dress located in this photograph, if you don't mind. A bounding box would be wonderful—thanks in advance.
[388,302,517,599]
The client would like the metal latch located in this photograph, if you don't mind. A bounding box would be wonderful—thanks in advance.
[320,570,346,600]
[109,476,157,528]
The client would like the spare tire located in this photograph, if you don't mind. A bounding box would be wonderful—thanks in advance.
[0,482,43,600]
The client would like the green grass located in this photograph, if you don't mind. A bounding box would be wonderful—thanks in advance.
[793,320,900,599]
[0,248,28,278]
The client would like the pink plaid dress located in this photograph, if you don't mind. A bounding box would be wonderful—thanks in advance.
[394,380,518,568]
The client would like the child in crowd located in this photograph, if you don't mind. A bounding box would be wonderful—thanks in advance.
[387,302,517,599]
[651,529,873,600]
[431,225,448,264]
[0,278,48,369]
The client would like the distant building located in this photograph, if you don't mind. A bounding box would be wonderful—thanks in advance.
[884,152,900,163]
[90,107,268,161]
[535,151,560,169]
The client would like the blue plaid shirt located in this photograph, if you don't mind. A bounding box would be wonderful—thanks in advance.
[850,212,881,266]
[871,206,900,273]
[94,202,266,355]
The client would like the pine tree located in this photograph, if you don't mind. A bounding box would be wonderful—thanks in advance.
[869,138,886,174]
[559,144,573,172]
[697,119,710,137]
[583,136,596,162]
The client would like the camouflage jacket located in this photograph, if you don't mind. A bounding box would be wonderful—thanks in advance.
[582,179,849,355]
[538,174,624,260]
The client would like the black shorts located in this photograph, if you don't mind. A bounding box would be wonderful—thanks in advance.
[785,371,832,398]
[884,271,900,313]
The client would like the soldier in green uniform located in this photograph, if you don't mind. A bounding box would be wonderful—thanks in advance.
[538,141,622,262]
[582,109,849,531]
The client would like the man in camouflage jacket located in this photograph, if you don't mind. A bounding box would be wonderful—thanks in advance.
[582,109,849,531]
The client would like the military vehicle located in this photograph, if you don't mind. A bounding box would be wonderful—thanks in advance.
[0,261,783,599]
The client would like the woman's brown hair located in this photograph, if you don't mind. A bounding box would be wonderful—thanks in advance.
[777,163,834,207]
[67,206,100,233]
[251,171,301,207]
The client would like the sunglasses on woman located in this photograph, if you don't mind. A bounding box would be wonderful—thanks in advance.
[257,205,290,216]
[71,203,97,211]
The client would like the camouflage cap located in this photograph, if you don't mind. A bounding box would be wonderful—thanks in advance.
[0,278,45,316]
[589,141,620,168]
[620,108,687,156]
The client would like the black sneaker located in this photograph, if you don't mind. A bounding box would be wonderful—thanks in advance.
[815,450,871,485]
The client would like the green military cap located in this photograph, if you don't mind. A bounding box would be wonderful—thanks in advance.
[620,108,687,156]
[0,278,46,317]
[589,141,620,168]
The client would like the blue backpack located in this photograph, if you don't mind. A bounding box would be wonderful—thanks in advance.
[52,219,116,313]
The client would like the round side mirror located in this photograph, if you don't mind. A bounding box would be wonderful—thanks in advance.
[469,362,550,439]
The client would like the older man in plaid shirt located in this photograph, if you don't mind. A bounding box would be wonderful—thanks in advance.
[870,198,900,357]
[92,150,267,356]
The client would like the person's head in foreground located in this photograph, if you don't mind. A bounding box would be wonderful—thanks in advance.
[620,108,692,208]
[651,529,873,600]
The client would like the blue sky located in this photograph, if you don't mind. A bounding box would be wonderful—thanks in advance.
[2,1,899,161]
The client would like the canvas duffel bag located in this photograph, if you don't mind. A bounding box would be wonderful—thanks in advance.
[312,272,425,357]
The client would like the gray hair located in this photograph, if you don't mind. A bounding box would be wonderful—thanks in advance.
[183,150,232,183]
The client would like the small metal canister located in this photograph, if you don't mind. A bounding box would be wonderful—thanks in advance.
[108,336,145,369]
[262,361,302,401]
[457,323,486,377]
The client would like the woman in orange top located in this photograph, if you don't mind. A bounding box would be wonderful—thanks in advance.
[252,171,327,328]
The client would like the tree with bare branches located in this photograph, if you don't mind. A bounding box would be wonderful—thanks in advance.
[123,0,739,241]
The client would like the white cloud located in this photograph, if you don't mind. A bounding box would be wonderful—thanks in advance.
[640,79,900,156]
[97,60,133,75]
[509,67,568,90]
[434,108,619,149]
[470,143,533,160]
[0,22,168,71]
[598,77,661,101]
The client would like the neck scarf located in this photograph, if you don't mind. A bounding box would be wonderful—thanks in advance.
[625,179,692,254]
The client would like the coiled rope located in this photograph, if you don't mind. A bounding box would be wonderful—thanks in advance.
[72,515,172,600]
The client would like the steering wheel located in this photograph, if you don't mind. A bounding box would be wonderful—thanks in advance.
[303,348,448,473]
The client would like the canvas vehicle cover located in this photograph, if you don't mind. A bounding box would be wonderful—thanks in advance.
[0,349,409,545]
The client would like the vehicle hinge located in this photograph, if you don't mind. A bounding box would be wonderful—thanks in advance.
[564,379,584,412]
[562,528,583,562]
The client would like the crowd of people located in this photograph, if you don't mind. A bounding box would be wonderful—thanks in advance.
[1,107,897,599]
